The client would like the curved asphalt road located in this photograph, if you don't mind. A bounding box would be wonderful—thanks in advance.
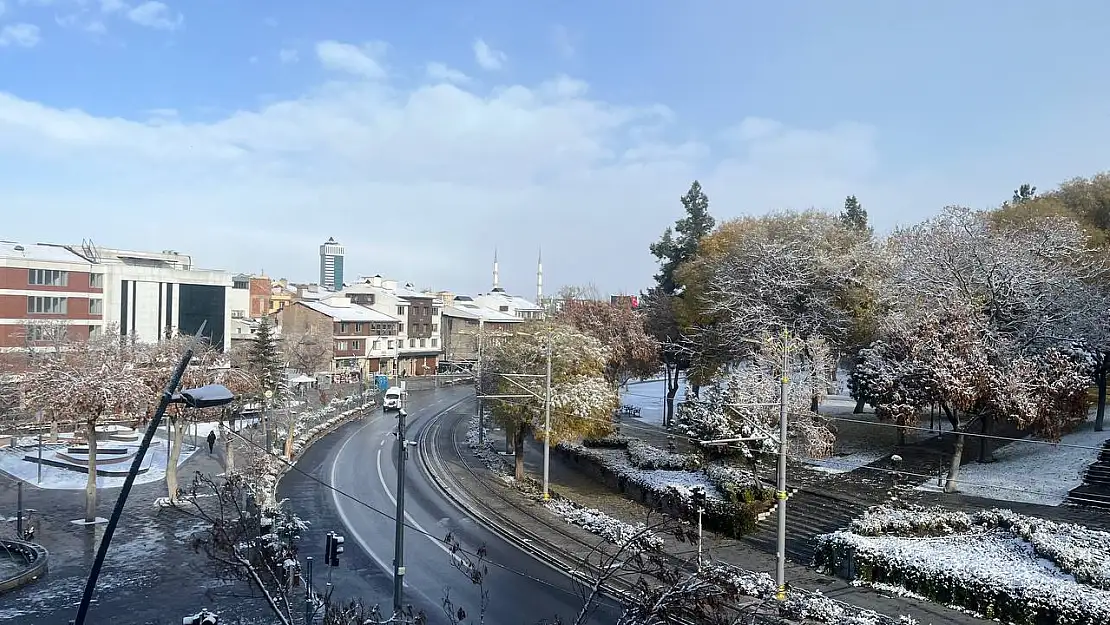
[329,386,620,625]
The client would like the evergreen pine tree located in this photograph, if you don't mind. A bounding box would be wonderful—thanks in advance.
[649,180,716,295]
[249,316,285,399]
[839,195,873,236]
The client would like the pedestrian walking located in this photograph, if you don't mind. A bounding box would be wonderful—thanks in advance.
[206,429,216,454]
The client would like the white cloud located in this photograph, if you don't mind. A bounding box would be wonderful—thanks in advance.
[473,38,506,71]
[2,36,1101,295]
[315,40,386,79]
[425,62,469,84]
[127,1,182,31]
[279,47,298,64]
[99,0,126,13]
[551,24,575,59]
[0,23,40,47]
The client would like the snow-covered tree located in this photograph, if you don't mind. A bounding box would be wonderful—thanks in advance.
[141,334,256,503]
[483,321,619,481]
[249,316,286,400]
[20,334,149,522]
[681,211,873,387]
[677,332,835,481]
[556,299,660,387]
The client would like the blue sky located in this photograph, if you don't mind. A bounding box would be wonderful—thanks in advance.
[2,0,1109,296]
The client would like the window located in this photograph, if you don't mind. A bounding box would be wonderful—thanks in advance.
[432,307,440,316]
[397,306,405,315]
[340,322,348,333]
[431,338,438,347]
[354,323,363,333]
[399,323,405,334]
[351,340,361,350]
[233,279,249,289]
[336,341,348,351]
[232,310,246,318]
[90,325,102,337]
[387,340,394,349]
[28,269,68,287]
[409,338,415,348]
[431,323,438,333]
[90,273,104,289]
[499,305,509,312]
[420,338,426,348]
[372,340,381,350]
[89,299,103,315]
[27,296,66,315]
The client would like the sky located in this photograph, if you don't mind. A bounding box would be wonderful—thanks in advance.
[2,1,1110,298]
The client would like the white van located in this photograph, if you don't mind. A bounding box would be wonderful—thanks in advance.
[383,386,404,411]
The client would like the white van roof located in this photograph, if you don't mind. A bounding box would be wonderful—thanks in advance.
[385,387,403,394]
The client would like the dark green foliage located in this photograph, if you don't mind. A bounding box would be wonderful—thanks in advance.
[249,316,284,399]
[649,180,716,295]
[839,195,872,236]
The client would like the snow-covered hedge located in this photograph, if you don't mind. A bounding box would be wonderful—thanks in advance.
[465,415,513,479]
[556,440,770,538]
[626,440,700,470]
[289,402,373,459]
[544,497,664,553]
[816,505,1110,625]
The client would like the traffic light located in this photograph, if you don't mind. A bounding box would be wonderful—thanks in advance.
[325,531,345,567]
[691,487,707,511]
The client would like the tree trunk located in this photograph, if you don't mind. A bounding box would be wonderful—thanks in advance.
[85,419,98,522]
[1097,357,1107,432]
[166,418,186,503]
[944,433,965,493]
[977,414,994,463]
[665,367,680,428]
[49,419,58,443]
[224,419,235,473]
[513,425,526,482]
[853,395,867,414]
[897,422,906,446]
[284,412,296,459]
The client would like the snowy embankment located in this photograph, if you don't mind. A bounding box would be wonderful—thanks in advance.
[465,417,911,625]
[816,505,1110,625]
[914,417,1110,505]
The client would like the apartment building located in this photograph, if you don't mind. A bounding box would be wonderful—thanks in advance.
[0,241,232,352]
[441,295,523,364]
[230,274,273,319]
[277,297,401,376]
[337,276,443,376]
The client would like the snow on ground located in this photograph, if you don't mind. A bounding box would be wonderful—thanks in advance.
[0,433,195,490]
[620,377,687,426]
[913,417,1110,506]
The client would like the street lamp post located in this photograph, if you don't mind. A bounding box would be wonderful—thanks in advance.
[73,323,236,625]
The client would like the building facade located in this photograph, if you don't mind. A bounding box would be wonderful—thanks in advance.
[277,298,401,376]
[335,276,443,376]
[441,296,523,364]
[1,241,232,352]
[319,237,344,292]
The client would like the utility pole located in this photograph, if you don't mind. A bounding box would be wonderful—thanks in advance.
[304,556,314,625]
[476,318,485,445]
[775,329,790,601]
[542,341,552,500]
[392,393,409,617]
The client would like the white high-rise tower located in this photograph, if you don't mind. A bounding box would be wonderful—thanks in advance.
[319,237,345,291]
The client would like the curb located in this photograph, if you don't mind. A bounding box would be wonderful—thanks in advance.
[272,401,377,485]
[0,538,48,594]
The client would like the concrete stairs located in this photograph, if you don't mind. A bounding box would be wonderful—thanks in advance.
[1066,439,1110,508]
[743,489,871,565]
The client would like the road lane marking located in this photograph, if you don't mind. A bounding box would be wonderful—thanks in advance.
[376,446,460,562]
[330,419,408,585]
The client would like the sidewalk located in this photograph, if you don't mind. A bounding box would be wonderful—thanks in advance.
[452,417,993,625]
[0,443,269,624]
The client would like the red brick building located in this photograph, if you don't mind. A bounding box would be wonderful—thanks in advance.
[0,241,105,352]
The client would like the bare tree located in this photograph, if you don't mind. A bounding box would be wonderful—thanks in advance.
[557,299,661,388]
[285,326,331,377]
[20,334,149,522]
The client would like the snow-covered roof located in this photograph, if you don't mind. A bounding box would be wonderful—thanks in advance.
[445,302,524,323]
[299,300,400,323]
[475,290,543,311]
[0,241,90,264]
